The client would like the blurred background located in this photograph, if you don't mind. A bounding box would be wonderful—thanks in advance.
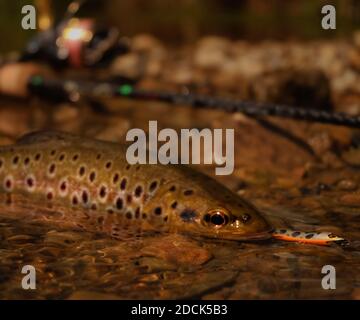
[0,0,359,53]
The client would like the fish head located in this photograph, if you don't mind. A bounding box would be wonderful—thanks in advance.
[171,189,273,241]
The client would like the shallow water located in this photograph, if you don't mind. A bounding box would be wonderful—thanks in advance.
[1,37,360,299]
[0,159,359,299]
[0,215,358,299]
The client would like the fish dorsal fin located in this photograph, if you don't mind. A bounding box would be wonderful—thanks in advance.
[16,130,79,146]
[15,130,124,151]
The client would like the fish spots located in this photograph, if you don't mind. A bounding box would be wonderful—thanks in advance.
[125,164,131,170]
[81,189,90,205]
[72,154,79,162]
[50,150,56,156]
[180,209,197,222]
[134,185,143,198]
[58,153,66,162]
[125,211,132,219]
[99,185,108,201]
[46,187,54,201]
[12,155,20,166]
[149,181,158,193]
[107,208,114,214]
[305,233,314,239]
[292,231,301,237]
[112,173,120,184]
[89,171,96,183]
[105,161,112,170]
[24,157,30,166]
[48,163,56,177]
[71,193,79,206]
[142,213,147,219]
[154,207,162,215]
[91,203,98,211]
[171,201,178,209]
[78,165,86,178]
[96,154,102,160]
[60,181,67,191]
[127,194,132,204]
[3,175,13,192]
[135,207,140,219]
[183,189,194,196]
[34,153,41,161]
[59,179,68,197]
[99,187,107,198]
[25,175,36,192]
[120,178,127,191]
[115,197,123,210]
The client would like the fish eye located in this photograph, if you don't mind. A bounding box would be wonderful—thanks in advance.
[203,209,229,227]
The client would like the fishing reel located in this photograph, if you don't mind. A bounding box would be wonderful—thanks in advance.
[20,0,129,68]
[0,1,134,102]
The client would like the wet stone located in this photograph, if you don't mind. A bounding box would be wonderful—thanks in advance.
[339,194,360,207]
[141,235,212,266]
[337,179,358,191]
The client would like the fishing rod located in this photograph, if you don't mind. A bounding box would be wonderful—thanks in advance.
[1,0,360,128]
[1,62,360,129]
[29,75,360,128]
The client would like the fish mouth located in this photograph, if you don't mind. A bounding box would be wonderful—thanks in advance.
[213,228,274,241]
[240,229,274,241]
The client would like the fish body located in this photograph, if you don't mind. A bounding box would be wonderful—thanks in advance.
[0,131,272,241]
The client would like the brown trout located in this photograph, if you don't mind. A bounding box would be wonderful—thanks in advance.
[0,131,273,241]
